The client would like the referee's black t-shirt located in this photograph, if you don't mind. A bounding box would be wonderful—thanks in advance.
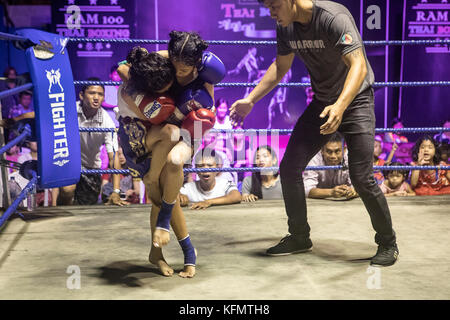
[277,0,375,103]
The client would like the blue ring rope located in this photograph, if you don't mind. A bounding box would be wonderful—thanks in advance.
[82,165,450,175]
[3,33,449,47]
[0,83,34,100]
[0,124,31,157]
[73,80,450,88]
[79,127,448,134]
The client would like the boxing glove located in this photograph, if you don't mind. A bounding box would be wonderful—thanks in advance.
[176,86,214,116]
[198,51,226,85]
[181,108,216,140]
[137,93,176,125]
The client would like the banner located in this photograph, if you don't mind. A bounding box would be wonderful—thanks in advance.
[51,0,137,81]
[401,0,450,129]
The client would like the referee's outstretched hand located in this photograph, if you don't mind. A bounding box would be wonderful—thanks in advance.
[230,98,255,127]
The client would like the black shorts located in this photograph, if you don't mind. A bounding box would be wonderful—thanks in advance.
[118,117,152,179]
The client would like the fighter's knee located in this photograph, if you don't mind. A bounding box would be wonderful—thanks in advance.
[167,142,191,167]
[161,124,180,144]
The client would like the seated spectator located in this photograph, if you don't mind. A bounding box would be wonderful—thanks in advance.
[10,140,57,206]
[213,98,232,130]
[0,78,18,120]
[195,130,237,183]
[57,78,127,206]
[303,133,358,200]
[8,90,33,119]
[438,142,449,164]
[380,162,415,197]
[242,145,282,202]
[374,136,398,184]
[222,123,252,183]
[102,66,121,127]
[434,119,450,145]
[410,135,450,196]
[178,148,241,210]
[384,118,409,144]
[101,147,141,204]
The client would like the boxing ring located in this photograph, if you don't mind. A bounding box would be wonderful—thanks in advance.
[0,31,450,300]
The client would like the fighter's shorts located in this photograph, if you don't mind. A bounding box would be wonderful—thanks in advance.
[118,116,152,179]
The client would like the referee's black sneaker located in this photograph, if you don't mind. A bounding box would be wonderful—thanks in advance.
[266,235,313,256]
[370,244,399,266]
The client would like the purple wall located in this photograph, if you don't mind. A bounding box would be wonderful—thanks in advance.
[48,0,450,130]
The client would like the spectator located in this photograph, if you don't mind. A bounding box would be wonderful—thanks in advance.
[384,118,409,143]
[12,140,57,206]
[196,130,237,183]
[223,123,252,183]
[374,135,398,184]
[242,145,282,202]
[380,162,415,197]
[101,146,141,204]
[410,135,450,196]
[3,66,17,80]
[102,66,121,127]
[303,133,357,200]
[213,98,232,130]
[438,142,449,164]
[434,119,450,145]
[8,90,33,119]
[178,148,241,210]
[0,78,19,120]
[57,78,127,206]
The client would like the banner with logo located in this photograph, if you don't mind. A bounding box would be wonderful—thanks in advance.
[401,0,450,128]
[51,0,137,82]
[16,29,81,188]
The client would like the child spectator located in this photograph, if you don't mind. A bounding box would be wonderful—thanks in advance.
[384,118,409,144]
[380,162,415,197]
[410,135,450,196]
[213,98,232,130]
[374,136,399,184]
[242,145,282,202]
[178,148,241,210]
[101,147,140,204]
[434,119,450,145]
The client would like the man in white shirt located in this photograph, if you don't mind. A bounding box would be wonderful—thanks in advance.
[58,78,127,206]
[179,148,242,210]
[303,133,357,199]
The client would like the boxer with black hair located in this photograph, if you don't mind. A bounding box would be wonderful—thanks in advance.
[117,47,197,278]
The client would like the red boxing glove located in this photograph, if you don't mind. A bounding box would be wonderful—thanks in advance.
[137,94,176,125]
[181,108,216,140]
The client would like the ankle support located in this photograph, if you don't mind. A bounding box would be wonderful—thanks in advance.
[179,235,196,266]
[156,199,175,232]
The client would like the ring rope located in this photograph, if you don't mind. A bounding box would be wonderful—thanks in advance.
[73,80,450,88]
[2,32,450,47]
[0,83,34,100]
[79,127,448,134]
[82,165,450,175]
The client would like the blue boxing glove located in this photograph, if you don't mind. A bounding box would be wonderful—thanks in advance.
[176,86,215,116]
[197,52,226,85]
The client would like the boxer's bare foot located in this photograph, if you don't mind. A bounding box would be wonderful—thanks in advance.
[149,248,173,277]
[153,228,170,248]
[179,249,197,278]
[179,265,196,278]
